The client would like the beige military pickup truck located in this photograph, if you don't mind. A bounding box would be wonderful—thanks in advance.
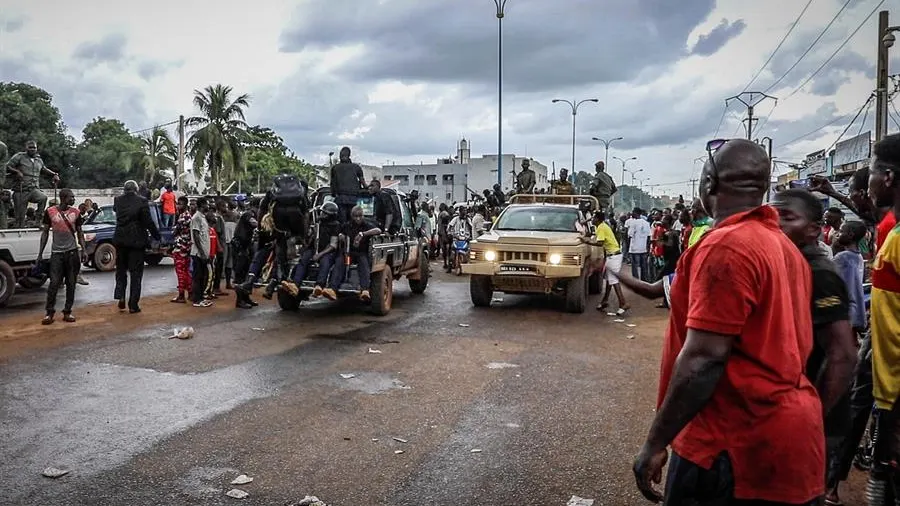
[462,195,606,313]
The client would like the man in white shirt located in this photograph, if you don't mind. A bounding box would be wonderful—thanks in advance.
[625,208,651,281]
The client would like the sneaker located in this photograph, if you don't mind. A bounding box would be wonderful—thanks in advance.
[193,300,213,308]
[76,274,89,286]
[322,288,337,301]
[312,285,324,298]
[359,290,371,302]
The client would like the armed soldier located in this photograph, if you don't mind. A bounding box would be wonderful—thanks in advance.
[551,168,575,195]
[0,139,8,228]
[589,161,617,211]
[515,159,536,194]
[330,146,366,223]
[6,140,60,228]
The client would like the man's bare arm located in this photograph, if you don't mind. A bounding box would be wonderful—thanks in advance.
[616,270,665,299]
[645,329,734,451]
[815,320,858,414]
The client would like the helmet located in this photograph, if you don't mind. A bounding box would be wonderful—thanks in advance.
[320,201,339,217]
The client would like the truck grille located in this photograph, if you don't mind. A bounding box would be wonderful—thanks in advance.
[560,253,582,266]
[500,251,547,263]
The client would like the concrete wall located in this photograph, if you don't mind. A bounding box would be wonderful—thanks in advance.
[381,162,469,205]
[466,155,549,195]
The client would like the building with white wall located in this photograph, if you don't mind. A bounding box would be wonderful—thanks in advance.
[380,139,549,206]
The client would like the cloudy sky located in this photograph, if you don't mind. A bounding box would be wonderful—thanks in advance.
[1,0,897,196]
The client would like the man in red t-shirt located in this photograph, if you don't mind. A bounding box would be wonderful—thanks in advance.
[633,139,823,505]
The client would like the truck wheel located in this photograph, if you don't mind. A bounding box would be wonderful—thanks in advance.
[0,259,16,308]
[145,254,163,266]
[94,243,117,272]
[565,274,588,314]
[470,275,493,307]
[408,250,430,294]
[588,271,602,295]
[370,266,393,316]
[277,288,300,311]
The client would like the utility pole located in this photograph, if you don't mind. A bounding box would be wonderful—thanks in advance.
[726,92,777,140]
[177,115,185,190]
[690,178,698,200]
[875,10,892,143]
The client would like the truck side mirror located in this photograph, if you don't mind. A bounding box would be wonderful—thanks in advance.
[482,222,491,231]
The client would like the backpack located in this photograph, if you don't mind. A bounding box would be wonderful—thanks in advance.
[271,174,306,204]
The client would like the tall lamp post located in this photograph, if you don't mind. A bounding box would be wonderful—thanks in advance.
[552,98,599,173]
[493,0,509,189]
[614,156,637,189]
[592,136,623,207]
[624,168,643,211]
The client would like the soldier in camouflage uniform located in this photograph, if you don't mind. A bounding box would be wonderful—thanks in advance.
[551,168,575,195]
[515,159,536,194]
[0,140,8,228]
[6,140,59,228]
[589,161,617,211]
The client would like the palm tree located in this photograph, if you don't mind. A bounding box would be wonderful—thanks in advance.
[137,127,177,185]
[186,84,251,191]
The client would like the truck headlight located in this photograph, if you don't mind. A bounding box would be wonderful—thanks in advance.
[549,253,561,265]
[485,250,497,261]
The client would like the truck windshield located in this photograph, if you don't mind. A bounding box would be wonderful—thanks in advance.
[494,207,580,232]
[320,195,375,217]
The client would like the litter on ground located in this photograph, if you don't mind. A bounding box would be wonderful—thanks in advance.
[367,348,382,354]
[339,373,356,379]
[168,327,195,340]
[394,450,405,454]
[251,327,265,331]
[486,362,519,369]
[613,319,626,323]
[41,467,69,478]
[470,448,482,453]
[290,495,328,506]
[567,496,595,506]
[230,474,253,485]
[392,437,408,443]
[458,323,470,327]
[626,324,637,328]
[626,335,636,340]
[226,488,249,499]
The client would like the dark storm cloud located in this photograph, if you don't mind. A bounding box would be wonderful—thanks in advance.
[2,14,27,32]
[690,19,747,56]
[0,52,148,136]
[280,0,717,92]
[72,33,128,64]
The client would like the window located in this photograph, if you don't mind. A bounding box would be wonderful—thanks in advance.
[494,207,581,232]
[384,175,393,180]
[446,192,452,200]
[414,174,425,186]
[397,175,409,185]
[442,174,454,185]
[90,206,116,224]
[426,175,438,186]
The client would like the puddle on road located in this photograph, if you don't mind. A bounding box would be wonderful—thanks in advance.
[331,371,411,394]
[0,344,339,504]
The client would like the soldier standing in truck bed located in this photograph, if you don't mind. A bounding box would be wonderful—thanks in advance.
[589,161,617,210]
[552,168,575,195]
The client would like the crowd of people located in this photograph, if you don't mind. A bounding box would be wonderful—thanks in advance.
[19,131,900,505]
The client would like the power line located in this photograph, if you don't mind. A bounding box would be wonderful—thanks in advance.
[785,0,886,100]
[890,98,900,131]
[741,0,815,93]
[713,104,728,137]
[131,119,179,135]
[762,0,852,94]
[754,100,780,136]
[778,93,874,147]
[857,99,871,137]
[822,94,874,154]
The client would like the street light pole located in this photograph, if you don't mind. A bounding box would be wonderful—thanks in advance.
[591,137,623,176]
[494,0,508,189]
[613,156,637,189]
[552,98,599,173]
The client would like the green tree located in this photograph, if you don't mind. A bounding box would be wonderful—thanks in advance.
[71,117,142,188]
[0,82,76,184]
[137,126,176,185]
[186,84,251,192]
[572,170,593,195]
[244,125,318,192]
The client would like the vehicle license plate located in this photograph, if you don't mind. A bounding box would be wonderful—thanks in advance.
[499,264,535,273]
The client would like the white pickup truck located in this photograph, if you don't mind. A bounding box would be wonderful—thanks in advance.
[0,227,50,307]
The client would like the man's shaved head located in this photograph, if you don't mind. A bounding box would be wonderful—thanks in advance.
[700,139,771,218]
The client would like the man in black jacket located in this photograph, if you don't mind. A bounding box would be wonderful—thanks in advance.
[330,146,365,223]
[113,180,161,313]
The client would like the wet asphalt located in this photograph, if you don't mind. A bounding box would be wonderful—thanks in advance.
[0,263,872,505]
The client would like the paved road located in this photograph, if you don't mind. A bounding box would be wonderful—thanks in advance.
[0,264,870,505]
[4,258,177,314]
